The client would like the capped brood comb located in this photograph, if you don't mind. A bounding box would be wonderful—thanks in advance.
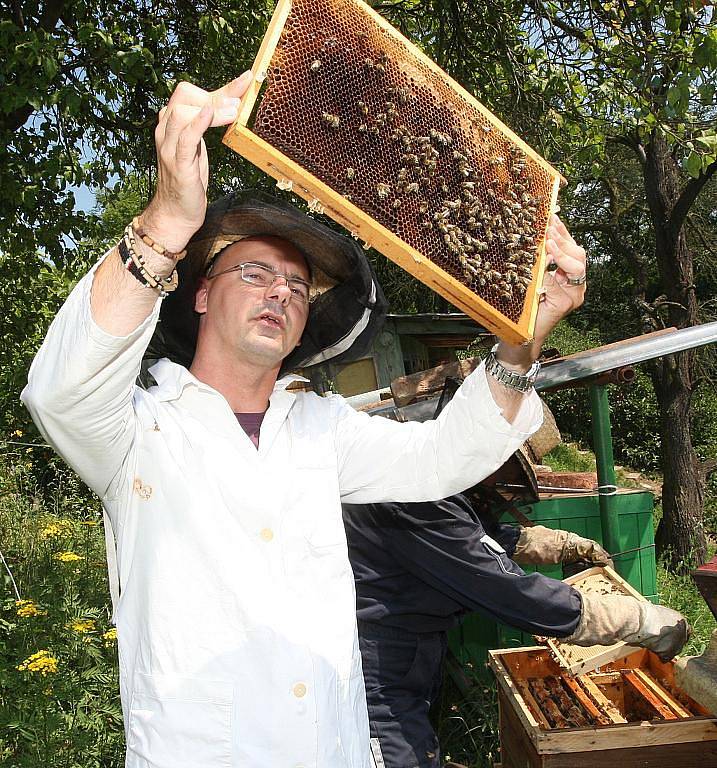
[224,0,565,343]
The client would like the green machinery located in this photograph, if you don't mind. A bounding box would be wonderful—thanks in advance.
[448,323,717,673]
[449,382,657,672]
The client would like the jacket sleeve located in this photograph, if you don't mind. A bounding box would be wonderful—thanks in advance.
[380,498,583,638]
[21,255,162,499]
[333,361,543,504]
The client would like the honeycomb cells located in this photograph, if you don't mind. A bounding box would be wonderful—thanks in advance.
[253,0,555,323]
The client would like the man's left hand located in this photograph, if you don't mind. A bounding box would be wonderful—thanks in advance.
[495,214,587,370]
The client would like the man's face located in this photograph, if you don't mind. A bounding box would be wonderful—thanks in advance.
[194,236,311,370]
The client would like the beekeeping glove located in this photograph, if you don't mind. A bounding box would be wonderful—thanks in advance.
[566,592,691,662]
[512,525,613,567]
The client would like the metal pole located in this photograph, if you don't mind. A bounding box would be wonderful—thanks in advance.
[589,384,623,573]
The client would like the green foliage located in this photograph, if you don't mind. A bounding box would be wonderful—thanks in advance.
[0,451,122,767]
[0,0,270,259]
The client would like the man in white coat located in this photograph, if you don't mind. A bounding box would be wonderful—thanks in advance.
[23,73,588,768]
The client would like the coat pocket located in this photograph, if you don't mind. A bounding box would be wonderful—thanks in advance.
[126,672,233,768]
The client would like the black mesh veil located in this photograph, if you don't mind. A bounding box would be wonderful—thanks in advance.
[144,190,388,375]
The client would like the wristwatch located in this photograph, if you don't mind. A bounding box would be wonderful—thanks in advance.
[485,343,541,393]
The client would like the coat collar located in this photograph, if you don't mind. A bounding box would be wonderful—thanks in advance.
[147,358,309,404]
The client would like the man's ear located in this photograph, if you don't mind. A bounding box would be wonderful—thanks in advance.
[194,278,209,314]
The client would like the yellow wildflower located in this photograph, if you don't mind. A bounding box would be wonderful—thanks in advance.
[13,429,23,437]
[15,599,47,618]
[102,628,118,644]
[69,619,95,634]
[17,650,58,676]
[79,520,99,526]
[54,552,84,563]
[41,520,72,539]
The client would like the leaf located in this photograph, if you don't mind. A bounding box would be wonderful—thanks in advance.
[684,151,703,179]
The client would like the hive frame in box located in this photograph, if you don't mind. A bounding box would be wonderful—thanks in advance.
[223,0,565,345]
[545,566,647,675]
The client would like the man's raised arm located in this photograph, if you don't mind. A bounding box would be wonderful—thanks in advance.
[92,74,252,336]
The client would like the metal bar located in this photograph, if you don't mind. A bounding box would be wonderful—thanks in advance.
[536,322,717,391]
[589,384,622,571]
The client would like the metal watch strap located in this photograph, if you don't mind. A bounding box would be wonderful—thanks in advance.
[485,343,540,393]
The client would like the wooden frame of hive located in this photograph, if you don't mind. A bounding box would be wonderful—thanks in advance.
[489,646,717,768]
[545,566,648,675]
[223,0,565,345]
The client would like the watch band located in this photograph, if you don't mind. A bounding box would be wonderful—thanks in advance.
[485,343,540,393]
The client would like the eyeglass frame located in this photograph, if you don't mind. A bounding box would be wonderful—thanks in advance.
[205,260,315,305]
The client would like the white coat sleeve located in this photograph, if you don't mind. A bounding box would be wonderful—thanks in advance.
[333,361,543,503]
[21,255,162,499]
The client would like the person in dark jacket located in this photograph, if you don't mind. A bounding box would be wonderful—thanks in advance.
[343,492,689,768]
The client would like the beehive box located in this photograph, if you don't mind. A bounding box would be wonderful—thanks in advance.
[489,645,717,768]
[223,0,564,344]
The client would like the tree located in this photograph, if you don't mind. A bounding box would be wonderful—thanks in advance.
[0,0,270,260]
[521,0,717,571]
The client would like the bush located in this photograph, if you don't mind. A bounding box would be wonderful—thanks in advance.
[0,450,123,767]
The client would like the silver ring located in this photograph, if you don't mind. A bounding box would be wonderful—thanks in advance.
[566,273,587,286]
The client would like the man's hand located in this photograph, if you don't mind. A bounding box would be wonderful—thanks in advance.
[512,525,612,567]
[495,214,587,371]
[140,72,254,253]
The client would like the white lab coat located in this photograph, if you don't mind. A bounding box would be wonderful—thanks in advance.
[22,259,542,768]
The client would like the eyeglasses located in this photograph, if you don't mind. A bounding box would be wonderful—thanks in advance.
[206,261,313,304]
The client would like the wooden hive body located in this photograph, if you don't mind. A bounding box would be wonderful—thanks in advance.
[223,0,564,344]
[490,646,717,768]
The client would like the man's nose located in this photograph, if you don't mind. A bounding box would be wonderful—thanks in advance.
[265,276,292,306]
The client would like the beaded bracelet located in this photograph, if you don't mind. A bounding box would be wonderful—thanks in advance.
[132,217,187,261]
[120,224,178,298]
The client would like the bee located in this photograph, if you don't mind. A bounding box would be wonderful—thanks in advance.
[444,199,461,211]
[397,168,408,181]
[358,123,367,133]
[418,202,429,214]
[321,112,340,129]
[405,182,420,194]
[421,220,433,230]
[368,125,380,136]
[357,101,369,115]
[323,36,338,48]
[395,87,409,105]
[364,58,374,69]
[310,60,322,72]
[345,167,356,180]
[392,199,402,209]
[481,124,492,134]
[376,183,391,199]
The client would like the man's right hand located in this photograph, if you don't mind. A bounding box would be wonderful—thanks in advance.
[140,72,254,254]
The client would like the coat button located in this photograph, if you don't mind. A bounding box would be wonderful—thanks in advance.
[259,528,274,542]
[293,682,307,698]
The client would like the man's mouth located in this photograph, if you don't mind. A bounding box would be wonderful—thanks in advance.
[257,312,285,329]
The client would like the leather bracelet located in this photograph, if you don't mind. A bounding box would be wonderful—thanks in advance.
[132,216,187,261]
[120,225,178,298]
[485,343,540,393]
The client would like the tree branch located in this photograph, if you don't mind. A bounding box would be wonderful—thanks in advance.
[670,158,717,235]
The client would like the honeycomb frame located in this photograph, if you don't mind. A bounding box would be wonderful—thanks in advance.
[223,0,565,344]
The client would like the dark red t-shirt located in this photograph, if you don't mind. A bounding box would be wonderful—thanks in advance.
[235,412,266,449]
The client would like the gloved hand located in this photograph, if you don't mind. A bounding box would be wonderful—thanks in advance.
[566,592,691,662]
[512,525,613,567]
[562,531,614,568]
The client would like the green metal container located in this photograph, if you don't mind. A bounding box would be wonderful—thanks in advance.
[448,489,656,676]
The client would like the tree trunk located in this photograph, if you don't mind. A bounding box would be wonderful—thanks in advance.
[643,132,707,573]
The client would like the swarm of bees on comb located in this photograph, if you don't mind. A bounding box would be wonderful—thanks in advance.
[245,0,561,328]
